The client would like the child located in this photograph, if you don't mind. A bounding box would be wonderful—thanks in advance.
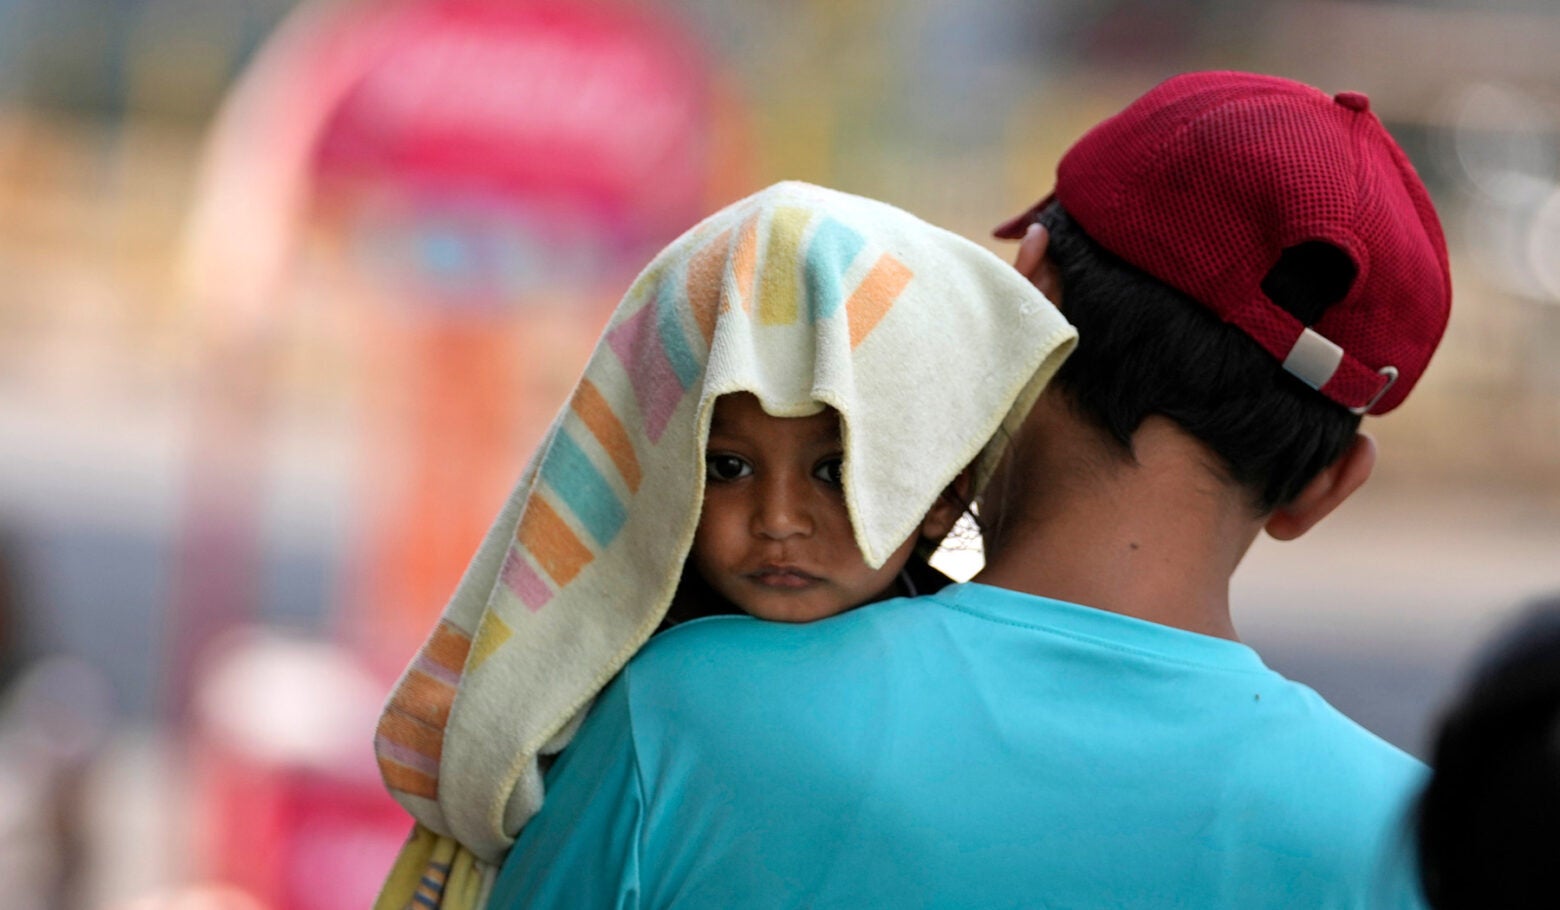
[373,181,1075,909]
[661,391,967,628]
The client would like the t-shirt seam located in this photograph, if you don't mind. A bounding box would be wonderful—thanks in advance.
[931,598,1272,676]
[621,669,650,908]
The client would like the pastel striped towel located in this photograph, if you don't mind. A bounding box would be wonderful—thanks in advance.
[373,181,1076,908]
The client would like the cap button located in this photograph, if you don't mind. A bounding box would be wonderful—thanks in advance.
[1334,90,1370,112]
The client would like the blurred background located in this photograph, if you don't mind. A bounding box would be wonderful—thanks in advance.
[0,0,1557,906]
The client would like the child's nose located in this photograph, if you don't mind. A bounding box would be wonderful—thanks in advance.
[752,474,814,540]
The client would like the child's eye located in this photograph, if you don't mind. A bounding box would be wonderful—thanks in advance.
[812,457,844,487]
[705,454,752,482]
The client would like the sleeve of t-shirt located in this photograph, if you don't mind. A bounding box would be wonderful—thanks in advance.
[486,672,644,909]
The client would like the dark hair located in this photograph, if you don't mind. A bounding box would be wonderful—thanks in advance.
[1035,203,1361,512]
[1416,598,1560,908]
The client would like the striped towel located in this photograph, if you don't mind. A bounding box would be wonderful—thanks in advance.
[373,181,1076,908]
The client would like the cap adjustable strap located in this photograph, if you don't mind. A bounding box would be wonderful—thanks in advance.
[1282,327,1343,392]
[1282,327,1399,415]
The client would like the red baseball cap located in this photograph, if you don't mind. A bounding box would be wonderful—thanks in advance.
[995,71,1451,415]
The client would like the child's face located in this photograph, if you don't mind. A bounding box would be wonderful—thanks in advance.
[691,393,921,623]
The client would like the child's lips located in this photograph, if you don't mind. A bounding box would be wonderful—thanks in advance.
[746,566,822,589]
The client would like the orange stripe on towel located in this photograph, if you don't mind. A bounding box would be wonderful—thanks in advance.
[385,669,458,731]
[686,228,731,345]
[572,379,642,493]
[517,497,594,586]
[377,704,445,761]
[381,761,440,800]
[422,621,472,677]
[732,212,760,312]
[848,253,913,348]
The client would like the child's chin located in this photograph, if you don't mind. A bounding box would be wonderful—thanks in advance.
[740,598,854,624]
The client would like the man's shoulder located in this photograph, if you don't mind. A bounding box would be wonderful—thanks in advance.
[615,595,954,736]
[1218,675,1426,882]
[633,594,949,673]
[1268,679,1428,792]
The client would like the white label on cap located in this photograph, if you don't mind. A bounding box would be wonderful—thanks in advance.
[1282,327,1344,391]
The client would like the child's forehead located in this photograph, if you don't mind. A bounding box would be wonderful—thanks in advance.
[709,392,841,437]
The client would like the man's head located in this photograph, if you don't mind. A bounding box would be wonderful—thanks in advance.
[996,71,1451,514]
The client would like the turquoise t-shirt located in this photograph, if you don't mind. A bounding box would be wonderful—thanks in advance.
[491,583,1428,909]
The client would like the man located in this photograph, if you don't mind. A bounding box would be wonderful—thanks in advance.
[490,71,1449,908]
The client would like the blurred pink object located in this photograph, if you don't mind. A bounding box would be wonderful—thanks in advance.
[191,630,408,910]
[170,4,742,906]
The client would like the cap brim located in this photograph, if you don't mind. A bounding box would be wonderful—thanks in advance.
[991,194,1054,240]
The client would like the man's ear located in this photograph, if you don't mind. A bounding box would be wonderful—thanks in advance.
[1264,433,1376,541]
[921,469,973,543]
[1013,223,1063,303]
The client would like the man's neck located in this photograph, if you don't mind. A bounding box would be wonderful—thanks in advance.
[973,408,1261,642]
